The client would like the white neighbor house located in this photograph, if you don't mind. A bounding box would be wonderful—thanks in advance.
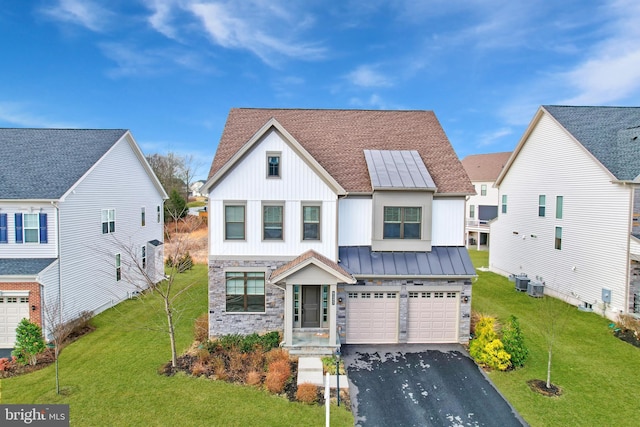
[461,152,511,250]
[204,109,476,353]
[0,129,167,348]
[489,106,640,319]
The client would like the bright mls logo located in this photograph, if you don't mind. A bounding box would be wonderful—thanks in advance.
[1,405,69,426]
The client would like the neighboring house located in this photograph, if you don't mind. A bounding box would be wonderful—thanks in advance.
[490,106,640,319]
[204,108,476,353]
[461,152,511,250]
[189,180,206,198]
[0,129,167,348]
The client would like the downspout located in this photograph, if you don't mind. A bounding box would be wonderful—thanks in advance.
[51,201,62,328]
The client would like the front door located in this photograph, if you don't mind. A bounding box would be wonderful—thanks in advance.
[302,286,320,328]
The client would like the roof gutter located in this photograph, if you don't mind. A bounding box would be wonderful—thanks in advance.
[350,274,477,280]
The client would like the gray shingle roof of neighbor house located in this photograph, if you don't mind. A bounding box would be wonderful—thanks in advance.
[338,246,475,277]
[543,105,640,181]
[0,128,128,199]
[0,258,57,276]
[209,109,475,194]
[461,152,512,182]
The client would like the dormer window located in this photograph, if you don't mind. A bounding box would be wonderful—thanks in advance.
[383,207,421,239]
[267,152,281,178]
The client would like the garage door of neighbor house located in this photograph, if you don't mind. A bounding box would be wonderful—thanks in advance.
[346,291,398,344]
[407,291,459,343]
[0,296,30,348]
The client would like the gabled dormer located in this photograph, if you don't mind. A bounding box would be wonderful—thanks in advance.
[366,150,436,252]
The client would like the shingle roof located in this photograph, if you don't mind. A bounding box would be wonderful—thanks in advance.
[270,249,354,283]
[0,128,128,199]
[209,109,474,194]
[543,106,640,181]
[338,246,475,277]
[0,258,57,276]
[461,152,512,182]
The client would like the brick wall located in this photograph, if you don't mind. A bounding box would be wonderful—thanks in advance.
[0,282,42,327]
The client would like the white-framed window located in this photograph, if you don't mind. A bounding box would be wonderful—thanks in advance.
[224,204,245,240]
[141,245,146,269]
[555,227,562,250]
[556,196,563,219]
[116,253,122,281]
[263,204,283,240]
[481,184,487,196]
[157,205,161,223]
[302,204,321,240]
[141,207,146,227]
[266,152,281,178]
[14,213,47,244]
[102,209,116,234]
[501,195,507,214]
[225,272,265,312]
[469,204,475,219]
[383,206,421,239]
[538,195,546,217]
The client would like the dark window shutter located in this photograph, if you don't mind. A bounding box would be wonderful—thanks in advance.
[39,213,48,244]
[0,213,7,243]
[15,213,23,243]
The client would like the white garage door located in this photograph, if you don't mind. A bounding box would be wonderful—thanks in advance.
[346,291,398,344]
[0,296,31,348]
[407,291,459,343]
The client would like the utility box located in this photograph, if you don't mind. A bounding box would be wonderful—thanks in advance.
[602,288,612,304]
[527,281,545,298]
[515,276,530,292]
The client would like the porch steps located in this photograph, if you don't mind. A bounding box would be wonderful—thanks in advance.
[296,357,348,389]
[288,346,336,357]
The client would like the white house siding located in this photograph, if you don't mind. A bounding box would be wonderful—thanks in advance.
[432,198,466,246]
[209,130,338,260]
[55,135,165,322]
[467,180,500,218]
[490,113,632,316]
[338,197,372,246]
[0,202,58,258]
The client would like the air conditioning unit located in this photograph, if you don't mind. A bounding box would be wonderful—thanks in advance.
[527,281,544,298]
[515,276,529,292]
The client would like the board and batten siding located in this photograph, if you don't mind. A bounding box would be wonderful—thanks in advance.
[338,197,372,246]
[431,198,466,246]
[490,112,632,315]
[209,129,338,259]
[55,135,165,322]
[0,202,58,258]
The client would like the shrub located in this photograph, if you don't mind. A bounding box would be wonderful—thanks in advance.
[296,382,318,404]
[246,370,263,387]
[12,319,46,366]
[0,356,17,372]
[265,348,290,365]
[265,359,291,394]
[208,331,282,354]
[469,315,511,371]
[259,331,281,351]
[501,315,529,368]
[193,314,209,342]
[166,251,193,273]
[191,360,209,377]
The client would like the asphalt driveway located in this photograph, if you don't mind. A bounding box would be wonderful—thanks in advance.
[342,344,527,427]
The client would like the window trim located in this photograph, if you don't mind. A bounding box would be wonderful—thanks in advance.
[262,202,284,241]
[224,202,246,241]
[538,195,546,217]
[14,213,47,244]
[481,184,487,196]
[469,204,475,219]
[157,205,161,223]
[116,253,122,281]
[141,245,146,269]
[224,271,266,313]
[301,203,321,241]
[501,195,507,214]
[556,196,563,219]
[266,152,281,178]
[102,209,116,234]
[141,207,146,227]
[555,226,562,250]
[383,206,422,239]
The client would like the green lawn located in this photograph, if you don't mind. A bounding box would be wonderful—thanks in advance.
[468,250,640,427]
[0,265,353,426]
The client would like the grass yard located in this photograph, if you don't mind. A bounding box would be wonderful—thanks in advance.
[469,250,640,427]
[0,264,353,426]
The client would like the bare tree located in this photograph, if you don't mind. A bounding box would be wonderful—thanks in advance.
[540,293,573,389]
[43,298,76,395]
[178,154,203,201]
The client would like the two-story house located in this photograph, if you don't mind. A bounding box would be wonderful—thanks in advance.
[0,129,167,348]
[490,106,640,319]
[461,152,511,250]
[204,109,476,352]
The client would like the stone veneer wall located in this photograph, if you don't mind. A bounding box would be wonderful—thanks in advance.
[336,278,473,344]
[630,259,640,314]
[208,259,286,338]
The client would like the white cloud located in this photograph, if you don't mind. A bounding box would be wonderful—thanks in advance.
[477,127,513,147]
[0,101,77,128]
[346,65,393,88]
[41,0,113,32]
[144,0,180,39]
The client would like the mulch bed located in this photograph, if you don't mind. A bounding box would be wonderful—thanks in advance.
[613,329,640,348]
[527,379,562,397]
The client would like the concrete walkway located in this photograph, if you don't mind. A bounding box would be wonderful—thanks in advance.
[296,357,348,389]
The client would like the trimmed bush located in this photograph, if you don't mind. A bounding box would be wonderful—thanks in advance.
[469,315,511,371]
[12,319,46,366]
[296,382,318,404]
[501,315,529,368]
[265,359,291,394]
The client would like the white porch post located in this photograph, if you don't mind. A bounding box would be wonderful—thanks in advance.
[284,284,293,346]
[329,283,337,345]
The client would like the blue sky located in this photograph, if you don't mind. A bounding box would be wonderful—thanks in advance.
[2,1,640,180]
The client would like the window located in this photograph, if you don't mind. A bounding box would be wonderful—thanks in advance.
[0,213,7,243]
[501,195,508,214]
[141,245,146,269]
[224,205,245,240]
[102,209,115,234]
[302,205,320,240]
[116,253,122,281]
[383,207,421,239]
[538,195,546,217]
[555,227,562,250]
[225,272,265,312]
[263,205,283,240]
[469,205,475,219]
[267,153,280,178]
[141,207,146,227]
[157,205,161,223]
[556,196,563,219]
[481,184,487,196]
[14,213,47,244]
